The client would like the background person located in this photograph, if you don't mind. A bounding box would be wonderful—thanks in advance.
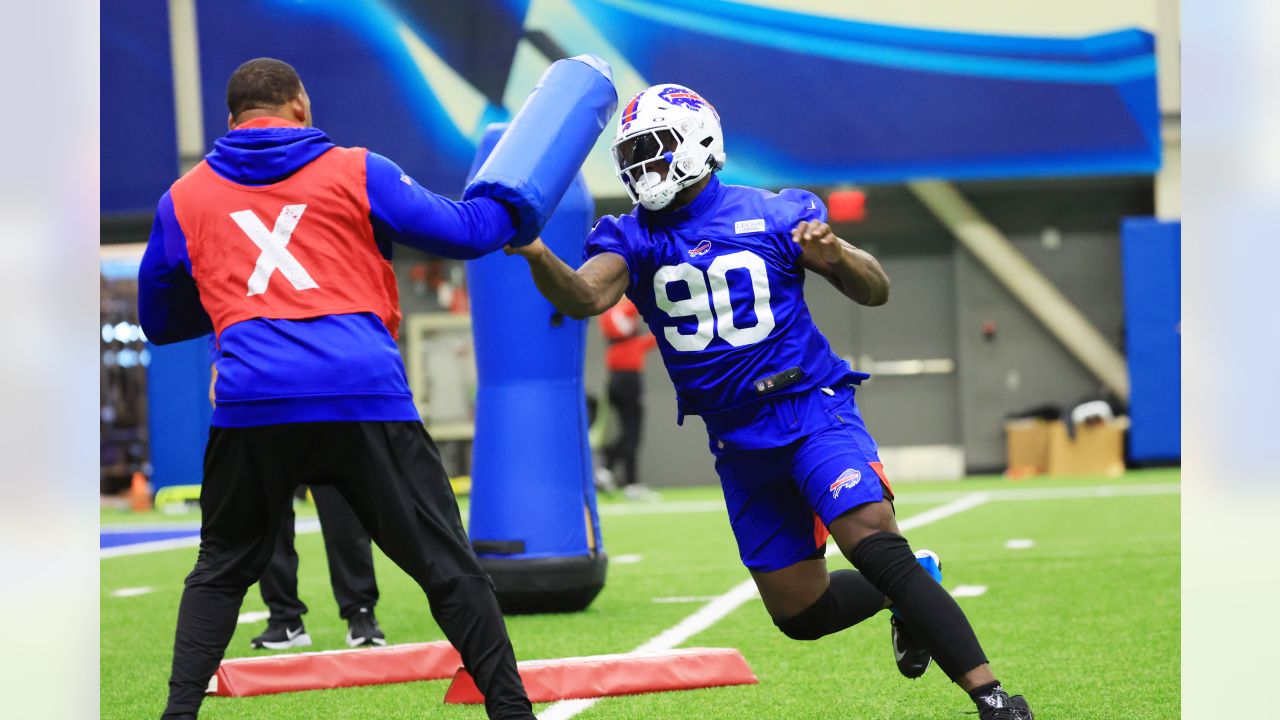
[598,296,658,499]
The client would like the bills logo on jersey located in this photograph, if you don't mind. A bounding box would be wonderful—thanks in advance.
[689,239,712,257]
[829,469,862,499]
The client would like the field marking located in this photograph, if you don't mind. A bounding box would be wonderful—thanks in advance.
[537,492,991,720]
[612,554,644,564]
[109,586,154,598]
[951,585,988,598]
[100,523,203,533]
[1006,538,1035,549]
[237,611,271,625]
[597,482,1178,518]
[100,519,321,558]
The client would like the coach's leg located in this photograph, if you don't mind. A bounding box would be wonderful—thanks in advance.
[162,426,301,719]
[752,558,889,641]
[828,500,995,691]
[310,483,379,620]
[257,500,309,626]
[325,422,533,720]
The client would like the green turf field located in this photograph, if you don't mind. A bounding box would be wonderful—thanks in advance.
[101,469,1179,719]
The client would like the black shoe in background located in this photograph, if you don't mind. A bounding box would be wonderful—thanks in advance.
[249,621,312,650]
[346,607,386,648]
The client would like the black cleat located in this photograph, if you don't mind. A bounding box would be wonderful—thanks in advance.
[250,621,312,650]
[891,615,931,679]
[891,549,942,679]
[346,607,386,648]
[976,687,1035,720]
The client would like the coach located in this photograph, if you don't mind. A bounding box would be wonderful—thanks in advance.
[139,58,534,719]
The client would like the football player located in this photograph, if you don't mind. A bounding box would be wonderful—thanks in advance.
[508,84,1033,720]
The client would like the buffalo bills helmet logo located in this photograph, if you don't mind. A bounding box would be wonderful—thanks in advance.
[689,240,712,257]
[829,469,862,499]
[658,86,712,114]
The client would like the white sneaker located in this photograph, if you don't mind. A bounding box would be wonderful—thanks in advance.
[622,484,661,502]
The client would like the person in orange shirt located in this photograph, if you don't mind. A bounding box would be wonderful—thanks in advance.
[599,297,658,499]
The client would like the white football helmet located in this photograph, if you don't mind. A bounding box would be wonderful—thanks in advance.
[611,84,726,211]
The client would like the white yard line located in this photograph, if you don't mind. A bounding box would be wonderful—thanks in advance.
[237,610,271,625]
[109,586,154,598]
[1006,539,1035,549]
[598,482,1179,517]
[950,585,989,598]
[100,519,321,558]
[537,492,992,720]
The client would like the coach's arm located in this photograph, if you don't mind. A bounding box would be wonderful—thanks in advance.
[792,220,889,307]
[505,239,628,319]
[138,192,215,345]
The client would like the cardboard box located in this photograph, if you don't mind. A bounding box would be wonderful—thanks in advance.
[1046,417,1129,477]
[1005,417,1129,478]
[1005,418,1052,477]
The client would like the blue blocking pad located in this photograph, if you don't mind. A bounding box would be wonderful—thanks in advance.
[464,55,617,246]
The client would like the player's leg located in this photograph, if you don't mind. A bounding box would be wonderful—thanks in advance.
[752,558,889,640]
[828,500,994,686]
[310,483,383,646]
[794,396,1032,716]
[249,499,312,649]
[162,425,303,719]
[713,440,886,639]
[320,421,533,720]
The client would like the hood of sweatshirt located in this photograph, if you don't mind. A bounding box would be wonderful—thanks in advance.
[205,117,336,185]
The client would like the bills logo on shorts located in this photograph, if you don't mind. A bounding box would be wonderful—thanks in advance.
[689,239,712,257]
[829,469,862,499]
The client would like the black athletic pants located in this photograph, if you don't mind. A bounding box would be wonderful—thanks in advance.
[260,483,378,624]
[604,370,643,487]
[162,421,532,720]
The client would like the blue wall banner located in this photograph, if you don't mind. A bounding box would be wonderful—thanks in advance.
[102,0,1161,214]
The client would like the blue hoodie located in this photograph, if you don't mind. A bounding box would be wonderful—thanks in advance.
[138,122,516,427]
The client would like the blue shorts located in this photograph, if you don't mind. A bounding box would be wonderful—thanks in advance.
[709,383,893,573]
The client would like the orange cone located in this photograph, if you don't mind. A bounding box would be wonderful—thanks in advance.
[130,471,153,512]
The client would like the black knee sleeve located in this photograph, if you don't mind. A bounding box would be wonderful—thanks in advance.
[850,531,988,682]
[774,569,885,641]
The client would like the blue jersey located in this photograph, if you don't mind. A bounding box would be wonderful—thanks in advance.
[585,175,867,448]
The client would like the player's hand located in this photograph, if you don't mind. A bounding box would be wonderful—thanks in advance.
[791,220,843,265]
[504,237,548,259]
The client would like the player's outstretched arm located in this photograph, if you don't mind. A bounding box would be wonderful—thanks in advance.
[506,239,629,319]
[792,220,890,307]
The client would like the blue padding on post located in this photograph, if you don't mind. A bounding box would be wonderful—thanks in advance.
[464,55,616,247]
[146,336,213,491]
[1121,218,1181,462]
[466,124,602,560]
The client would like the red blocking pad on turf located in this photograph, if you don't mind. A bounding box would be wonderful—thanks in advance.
[208,641,462,697]
[443,647,757,704]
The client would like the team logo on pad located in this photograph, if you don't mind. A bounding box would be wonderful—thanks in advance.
[829,469,862,498]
